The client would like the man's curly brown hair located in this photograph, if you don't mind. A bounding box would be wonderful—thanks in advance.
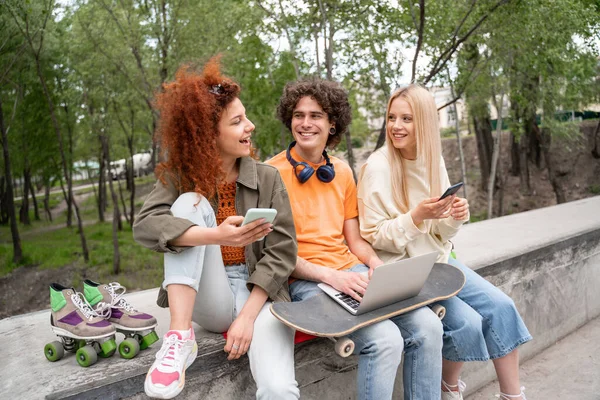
[276,79,352,149]
[154,57,240,200]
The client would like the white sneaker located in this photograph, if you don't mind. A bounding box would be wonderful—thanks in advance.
[144,329,198,399]
[497,386,527,400]
[441,379,466,400]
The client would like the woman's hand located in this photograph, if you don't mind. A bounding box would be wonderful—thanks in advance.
[410,195,455,226]
[224,314,254,360]
[450,197,469,221]
[215,216,273,247]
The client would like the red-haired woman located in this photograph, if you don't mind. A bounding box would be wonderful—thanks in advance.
[133,58,299,400]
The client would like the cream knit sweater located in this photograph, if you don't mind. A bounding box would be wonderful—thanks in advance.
[357,147,469,263]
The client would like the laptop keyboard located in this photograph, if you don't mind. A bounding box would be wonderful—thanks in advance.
[335,292,360,310]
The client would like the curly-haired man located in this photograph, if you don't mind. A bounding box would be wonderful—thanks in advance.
[266,79,444,400]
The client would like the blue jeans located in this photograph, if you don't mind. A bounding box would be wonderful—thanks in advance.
[290,264,443,400]
[438,257,532,362]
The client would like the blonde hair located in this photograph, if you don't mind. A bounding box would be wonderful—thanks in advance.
[385,84,442,213]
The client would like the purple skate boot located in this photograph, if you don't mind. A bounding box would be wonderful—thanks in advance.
[83,280,159,359]
[44,283,117,367]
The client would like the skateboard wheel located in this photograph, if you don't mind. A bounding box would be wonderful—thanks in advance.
[141,331,159,350]
[119,338,140,359]
[76,345,98,367]
[431,304,446,319]
[334,337,355,358]
[44,341,64,362]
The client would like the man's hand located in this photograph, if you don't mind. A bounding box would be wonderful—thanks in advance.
[215,216,272,247]
[325,269,369,302]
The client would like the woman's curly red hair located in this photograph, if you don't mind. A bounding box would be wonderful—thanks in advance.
[154,57,240,199]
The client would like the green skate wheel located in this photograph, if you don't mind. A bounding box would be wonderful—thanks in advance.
[119,338,140,359]
[140,331,159,350]
[44,341,65,362]
[99,338,117,358]
[76,345,98,367]
[75,339,87,350]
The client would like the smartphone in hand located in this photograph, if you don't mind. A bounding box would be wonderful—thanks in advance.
[439,182,464,201]
[241,208,277,226]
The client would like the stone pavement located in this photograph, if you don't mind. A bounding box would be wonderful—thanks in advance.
[468,316,600,399]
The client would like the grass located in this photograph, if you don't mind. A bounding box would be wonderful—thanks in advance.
[589,184,600,195]
[1,176,163,290]
[0,222,163,290]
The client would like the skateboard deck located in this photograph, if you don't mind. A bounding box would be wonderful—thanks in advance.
[271,263,464,342]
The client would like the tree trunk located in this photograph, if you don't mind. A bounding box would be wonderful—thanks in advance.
[19,169,31,225]
[0,96,22,263]
[374,120,386,150]
[538,125,566,203]
[591,119,600,159]
[103,135,121,274]
[126,133,135,227]
[117,178,130,226]
[487,92,505,219]
[518,129,531,195]
[472,113,494,191]
[510,132,520,176]
[0,177,8,224]
[344,129,357,182]
[528,118,542,168]
[97,148,106,222]
[43,181,52,222]
[29,178,40,221]
[449,75,468,199]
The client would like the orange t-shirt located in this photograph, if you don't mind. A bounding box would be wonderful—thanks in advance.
[266,148,360,271]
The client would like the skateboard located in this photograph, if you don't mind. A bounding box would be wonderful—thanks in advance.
[271,262,465,357]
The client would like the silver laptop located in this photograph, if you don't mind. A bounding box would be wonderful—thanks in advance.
[317,252,439,315]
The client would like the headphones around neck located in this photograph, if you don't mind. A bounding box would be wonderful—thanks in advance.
[286,141,335,184]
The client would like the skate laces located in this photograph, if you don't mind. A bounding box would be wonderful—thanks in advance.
[155,333,186,371]
[71,293,100,321]
[94,282,137,317]
[496,387,526,400]
[442,378,466,394]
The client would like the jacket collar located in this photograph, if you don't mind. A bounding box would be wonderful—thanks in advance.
[236,157,258,190]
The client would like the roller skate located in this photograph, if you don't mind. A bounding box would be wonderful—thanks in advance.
[83,280,159,359]
[43,283,117,367]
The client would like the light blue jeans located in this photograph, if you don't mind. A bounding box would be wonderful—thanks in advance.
[290,264,443,400]
[164,192,299,400]
[438,257,532,362]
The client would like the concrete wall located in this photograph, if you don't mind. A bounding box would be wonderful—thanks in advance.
[2,197,599,400]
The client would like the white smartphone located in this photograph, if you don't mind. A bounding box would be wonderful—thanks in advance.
[241,208,277,226]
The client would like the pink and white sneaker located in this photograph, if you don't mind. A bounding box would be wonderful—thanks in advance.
[144,329,198,399]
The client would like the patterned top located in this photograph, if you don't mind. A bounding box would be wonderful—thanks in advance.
[216,181,246,266]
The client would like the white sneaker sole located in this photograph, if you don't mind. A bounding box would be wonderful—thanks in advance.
[144,341,198,399]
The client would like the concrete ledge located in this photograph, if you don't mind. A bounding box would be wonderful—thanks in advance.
[1,196,599,399]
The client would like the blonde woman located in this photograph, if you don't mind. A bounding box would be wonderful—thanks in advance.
[357,84,531,400]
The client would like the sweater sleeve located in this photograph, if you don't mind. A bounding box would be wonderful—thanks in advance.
[431,158,469,241]
[246,168,297,299]
[132,175,196,254]
[357,161,427,256]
